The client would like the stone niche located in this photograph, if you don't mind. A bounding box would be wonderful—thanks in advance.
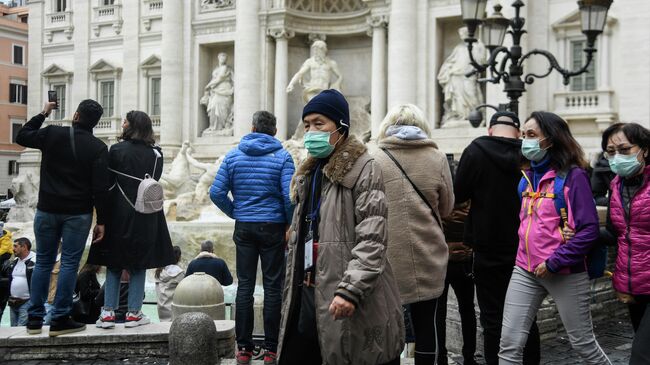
[434,16,486,128]
[286,34,372,138]
[197,42,235,139]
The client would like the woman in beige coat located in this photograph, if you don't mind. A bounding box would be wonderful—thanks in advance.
[278,90,404,365]
[373,104,454,365]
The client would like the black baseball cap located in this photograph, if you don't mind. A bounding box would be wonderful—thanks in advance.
[489,111,520,129]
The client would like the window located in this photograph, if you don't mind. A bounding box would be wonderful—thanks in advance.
[100,81,115,117]
[150,77,161,116]
[102,0,115,5]
[55,0,67,12]
[570,40,596,92]
[11,123,23,143]
[20,16,28,23]
[52,84,66,120]
[13,45,24,65]
[9,84,27,104]
[8,161,19,176]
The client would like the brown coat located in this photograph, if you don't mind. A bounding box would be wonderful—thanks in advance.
[373,137,454,305]
[278,136,404,365]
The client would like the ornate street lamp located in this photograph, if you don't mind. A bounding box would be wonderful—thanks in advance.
[460,0,613,124]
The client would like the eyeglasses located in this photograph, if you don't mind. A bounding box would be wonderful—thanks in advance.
[604,145,638,159]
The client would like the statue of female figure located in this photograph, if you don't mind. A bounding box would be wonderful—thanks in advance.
[437,27,486,126]
[201,52,234,134]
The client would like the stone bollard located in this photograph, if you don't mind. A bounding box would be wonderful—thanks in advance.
[172,272,225,320]
[169,312,219,365]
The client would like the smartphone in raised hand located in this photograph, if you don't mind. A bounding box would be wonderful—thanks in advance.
[48,90,58,110]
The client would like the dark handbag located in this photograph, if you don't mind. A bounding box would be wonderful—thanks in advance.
[381,148,442,228]
[72,292,91,319]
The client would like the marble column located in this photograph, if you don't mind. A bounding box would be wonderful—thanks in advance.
[233,0,261,138]
[160,0,184,150]
[121,0,140,114]
[268,28,294,140]
[387,0,417,109]
[367,15,388,140]
[72,0,90,111]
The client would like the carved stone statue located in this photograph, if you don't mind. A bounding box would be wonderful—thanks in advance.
[185,147,221,207]
[160,142,195,200]
[7,171,40,222]
[200,52,234,136]
[200,0,234,10]
[286,40,343,103]
[437,27,486,126]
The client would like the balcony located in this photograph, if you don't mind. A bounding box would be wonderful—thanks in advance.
[553,89,617,131]
[44,119,72,128]
[44,11,74,42]
[92,4,123,37]
[142,0,163,31]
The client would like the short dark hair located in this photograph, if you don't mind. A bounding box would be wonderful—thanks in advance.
[527,111,587,171]
[14,237,31,251]
[120,110,155,145]
[601,122,650,164]
[252,111,277,136]
[200,240,214,253]
[173,246,182,264]
[76,99,104,129]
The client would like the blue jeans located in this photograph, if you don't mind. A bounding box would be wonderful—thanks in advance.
[44,302,54,325]
[28,210,92,321]
[233,221,285,352]
[10,300,29,326]
[103,268,146,312]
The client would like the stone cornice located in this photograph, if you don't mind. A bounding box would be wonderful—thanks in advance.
[267,27,295,40]
[265,7,371,36]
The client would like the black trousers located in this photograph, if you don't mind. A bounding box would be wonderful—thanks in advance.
[233,221,285,352]
[629,296,650,365]
[436,260,477,364]
[473,255,540,365]
[409,297,440,365]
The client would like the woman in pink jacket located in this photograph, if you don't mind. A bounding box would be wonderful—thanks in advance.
[601,122,650,365]
[498,111,610,365]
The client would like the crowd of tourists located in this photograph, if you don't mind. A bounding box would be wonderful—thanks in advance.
[0,89,647,365]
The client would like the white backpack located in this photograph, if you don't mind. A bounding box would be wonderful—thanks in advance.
[109,149,164,214]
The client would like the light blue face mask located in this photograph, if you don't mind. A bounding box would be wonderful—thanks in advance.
[304,128,342,158]
[521,138,549,162]
[609,151,642,178]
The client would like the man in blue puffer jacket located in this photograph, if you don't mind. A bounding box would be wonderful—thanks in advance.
[209,110,295,365]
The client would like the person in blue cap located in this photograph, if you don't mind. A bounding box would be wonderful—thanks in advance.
[276,89,404,365]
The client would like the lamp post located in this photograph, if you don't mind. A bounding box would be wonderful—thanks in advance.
[460,0,613,125]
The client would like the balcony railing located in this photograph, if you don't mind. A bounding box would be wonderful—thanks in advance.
[45,11,74,41]
[553,90,615,116]
[93,4,122,21]
[151,115,161,128]
[45,119,72,128]
[146,0,163,13]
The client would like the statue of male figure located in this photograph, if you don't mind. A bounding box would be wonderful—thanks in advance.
[286,40,343,103]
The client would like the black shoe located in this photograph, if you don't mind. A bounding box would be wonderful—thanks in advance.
[49,316,86,337]
[26,316,43,335]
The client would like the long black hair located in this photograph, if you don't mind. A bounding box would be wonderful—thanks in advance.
[601,122,650,164]
[527,111,587,171]
[120,110,155,146]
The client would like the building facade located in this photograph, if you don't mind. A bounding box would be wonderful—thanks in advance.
[0,3,27,197]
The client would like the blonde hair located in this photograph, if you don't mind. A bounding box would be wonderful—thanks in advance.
[377,104,432,141]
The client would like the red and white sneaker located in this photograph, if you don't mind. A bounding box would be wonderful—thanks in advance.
[263,350,277,365]
[236,350,253,365]
[124,311,151,328]
[95,309,115,329]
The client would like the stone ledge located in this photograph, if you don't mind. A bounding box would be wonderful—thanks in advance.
[0,320,235,362]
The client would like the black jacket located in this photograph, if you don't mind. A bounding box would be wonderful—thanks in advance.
[16,114,109,223]
[454,136,523,263]
[0,255,35,294]
[186,255,234,286]
[87,140,175,269]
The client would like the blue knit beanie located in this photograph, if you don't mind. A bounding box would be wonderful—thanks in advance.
[302,89,350,135]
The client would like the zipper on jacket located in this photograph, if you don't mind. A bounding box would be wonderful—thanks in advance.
[620,175,645,294]
[521,171,535,271]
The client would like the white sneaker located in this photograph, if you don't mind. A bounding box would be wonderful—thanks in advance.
[124,311,150,328]
[96,309,116,329]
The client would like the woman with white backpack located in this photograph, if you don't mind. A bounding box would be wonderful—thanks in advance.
[87,110,175,328]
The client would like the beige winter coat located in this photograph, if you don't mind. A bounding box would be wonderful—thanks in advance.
[155,264,185,322]
[374,137,454,305]
[278,136,405,365]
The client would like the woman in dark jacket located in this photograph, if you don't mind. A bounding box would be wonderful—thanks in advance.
[88,110,175,329]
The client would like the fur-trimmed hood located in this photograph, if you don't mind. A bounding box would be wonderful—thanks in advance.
[291,135,367,202]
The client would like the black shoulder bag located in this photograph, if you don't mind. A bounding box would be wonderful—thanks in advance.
[381,148,442,228]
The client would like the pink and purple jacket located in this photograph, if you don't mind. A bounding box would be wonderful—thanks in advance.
[516,166,599,274]
[609,165,650,295]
